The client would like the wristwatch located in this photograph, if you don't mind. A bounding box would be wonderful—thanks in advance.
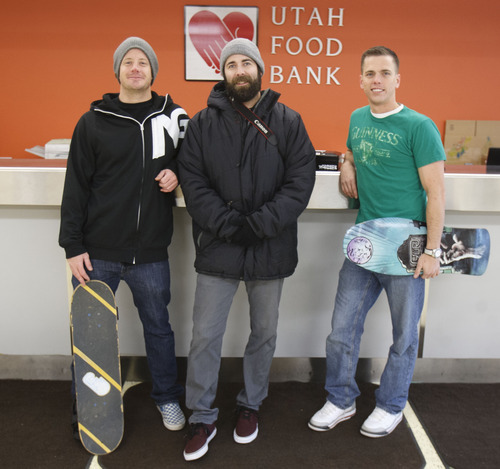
[424,247,442,258]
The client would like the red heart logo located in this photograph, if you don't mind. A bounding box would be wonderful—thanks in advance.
[188,11,254,74]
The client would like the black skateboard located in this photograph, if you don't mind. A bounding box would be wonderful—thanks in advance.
[70,280,123,454]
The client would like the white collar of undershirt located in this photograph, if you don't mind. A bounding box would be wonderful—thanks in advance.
[371,104,404,118]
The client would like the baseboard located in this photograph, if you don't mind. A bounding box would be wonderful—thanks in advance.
[1,355,499,383]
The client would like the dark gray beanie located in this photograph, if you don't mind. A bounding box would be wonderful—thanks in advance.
[220,38,264,77]
[113,37,159,83]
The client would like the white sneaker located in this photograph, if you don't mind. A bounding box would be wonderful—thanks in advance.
[308,400,356,432]
[360,407,403,438]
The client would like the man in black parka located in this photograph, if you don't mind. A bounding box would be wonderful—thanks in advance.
[178,38,316,461]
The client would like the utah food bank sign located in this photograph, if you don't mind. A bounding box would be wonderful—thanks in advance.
[184,5,345,85]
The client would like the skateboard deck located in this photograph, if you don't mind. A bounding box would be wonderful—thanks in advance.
[70,280,123,454]
[343,217,490,276]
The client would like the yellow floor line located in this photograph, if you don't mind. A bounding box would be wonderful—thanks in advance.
[86,455,106,468]
[121,380,142,396]
[404,401,447,468]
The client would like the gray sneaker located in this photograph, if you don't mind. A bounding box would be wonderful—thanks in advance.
[308,400,356,431]
[360,407,403,438]
[157,402,186,431]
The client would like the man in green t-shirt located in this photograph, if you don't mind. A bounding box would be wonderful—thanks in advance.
[309,46,446,438]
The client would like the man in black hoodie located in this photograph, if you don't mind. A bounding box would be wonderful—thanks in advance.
[59,36,188,437]
[178,38,316,461]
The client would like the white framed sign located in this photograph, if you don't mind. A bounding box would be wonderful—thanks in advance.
[184,5,259,81]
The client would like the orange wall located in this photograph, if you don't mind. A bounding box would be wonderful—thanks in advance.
[3,0,500,158]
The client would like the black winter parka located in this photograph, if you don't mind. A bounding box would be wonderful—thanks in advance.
[178,82,316,280]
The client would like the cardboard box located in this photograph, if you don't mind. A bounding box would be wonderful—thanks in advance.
[476,120,500,139]
[444,120,500,165]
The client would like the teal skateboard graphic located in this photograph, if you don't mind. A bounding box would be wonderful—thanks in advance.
[70,280,123,455]
[344,218,490,276]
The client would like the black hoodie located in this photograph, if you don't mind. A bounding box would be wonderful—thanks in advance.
[59,92,189,264]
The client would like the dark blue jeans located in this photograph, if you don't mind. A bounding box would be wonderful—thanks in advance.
[71,259,183,405]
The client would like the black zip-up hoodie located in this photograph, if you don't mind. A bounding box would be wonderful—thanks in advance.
[59,92,189,264]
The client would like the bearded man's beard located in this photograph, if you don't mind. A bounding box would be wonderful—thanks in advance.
[225,74,262,103]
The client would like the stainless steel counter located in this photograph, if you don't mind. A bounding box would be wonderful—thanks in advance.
[0,164,66,206]
[1,160,499,211]
[309,168,500,211]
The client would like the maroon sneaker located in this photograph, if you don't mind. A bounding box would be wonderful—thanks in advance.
[183,422,217,461]
[233,406,259,444]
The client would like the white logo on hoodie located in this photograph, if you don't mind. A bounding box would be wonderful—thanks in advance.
[151,108,188,159]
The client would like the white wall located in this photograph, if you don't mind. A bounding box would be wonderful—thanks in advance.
[423,211,500,358]
[1,206,499,360]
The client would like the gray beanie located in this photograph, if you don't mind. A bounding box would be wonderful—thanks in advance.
[220,38,264,77]
[113,37,159,83]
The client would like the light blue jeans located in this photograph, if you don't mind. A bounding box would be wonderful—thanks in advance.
[325,259,425,414]
[186,274,284,424]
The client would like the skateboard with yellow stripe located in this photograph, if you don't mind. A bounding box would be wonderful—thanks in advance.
[70,280,123,454]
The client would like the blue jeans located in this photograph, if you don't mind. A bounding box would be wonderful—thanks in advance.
[186,274,284,424]
[325,259,425,414]
[71,259,183,405]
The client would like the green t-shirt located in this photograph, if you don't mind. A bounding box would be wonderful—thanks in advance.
[346,105,446,224]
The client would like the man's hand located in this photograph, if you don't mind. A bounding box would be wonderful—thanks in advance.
[414,254,440,279]
[68,253,92,285]
[231,218,261,247]
[155,169,178,193]
[339,150,358,199]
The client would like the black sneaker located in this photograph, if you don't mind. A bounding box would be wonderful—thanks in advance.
[183,422,217,461]
[233,406,259,444]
